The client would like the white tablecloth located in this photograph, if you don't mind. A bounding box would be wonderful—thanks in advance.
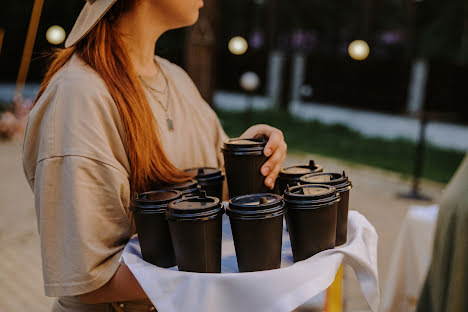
[382,205,439,312]
[121,210,379,312]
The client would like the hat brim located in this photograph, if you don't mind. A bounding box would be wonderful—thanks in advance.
[65,0,118,48]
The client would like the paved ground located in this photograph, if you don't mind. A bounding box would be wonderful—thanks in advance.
[0,141,54,311]
[0,141,445,312]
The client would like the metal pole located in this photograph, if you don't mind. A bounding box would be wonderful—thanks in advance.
[15,0,45,113]
[399,111,431,201]
[412,112,427,195]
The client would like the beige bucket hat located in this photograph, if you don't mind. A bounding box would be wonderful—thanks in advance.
[65,0,118,48]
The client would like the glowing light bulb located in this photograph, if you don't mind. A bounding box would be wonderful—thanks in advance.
[348,40,370,61]
[228,36,248,55]
[46,26,66,45]
[240,72,260,92]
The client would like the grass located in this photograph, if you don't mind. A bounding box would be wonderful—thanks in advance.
[216,109,465,184]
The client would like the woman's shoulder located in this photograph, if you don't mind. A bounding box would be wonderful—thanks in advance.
[45,55,111,99]
[33,55,118,123]
[24,55,128,179]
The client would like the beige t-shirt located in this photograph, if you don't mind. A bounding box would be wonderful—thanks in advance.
[22,55,228,307]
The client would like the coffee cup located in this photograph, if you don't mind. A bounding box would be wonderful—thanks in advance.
[227,193,285,272]
[275,160,323,195]
[222,137,270,198]
[166,191,224,273]
[284,184,340,262]
[184,167,224,201]
[132,190,182,268]
[300,172,352,246]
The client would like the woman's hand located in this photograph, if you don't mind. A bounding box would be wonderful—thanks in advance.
[241,124,287,190]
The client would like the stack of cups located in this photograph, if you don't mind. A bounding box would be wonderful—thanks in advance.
[184,167,225,201]
[227,194,285,272]
[275,160,323,195]
[165,179,200,197]
[132,190,182,268]
[283,184,340,262]
[166,191,225,273]
[300,172,352,246]
[222,137,270,198]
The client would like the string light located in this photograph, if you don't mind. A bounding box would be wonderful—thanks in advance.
[228,36,248,55]
[348,40,370,61]
[46,25,66,45]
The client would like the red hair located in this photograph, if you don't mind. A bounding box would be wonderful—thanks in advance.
[35,0,191,193]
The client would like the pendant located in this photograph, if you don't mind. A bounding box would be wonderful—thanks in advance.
[167,118,174,131]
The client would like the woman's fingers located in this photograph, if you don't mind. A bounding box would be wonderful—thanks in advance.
[240,124,269,139]
[241,124,283,157]
[263,128,283,157]
[262,141,287,189]
[240,124,287,189]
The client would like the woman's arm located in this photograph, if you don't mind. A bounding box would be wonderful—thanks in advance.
[79,265,147,304]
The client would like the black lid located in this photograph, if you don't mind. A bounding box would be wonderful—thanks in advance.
[166,191,224,220]
[222,137,267,154]
[299,171,352,192]
[279,160,324,178]
[184,167,224,183]
[164,179,200,194]
[283,184,340,207]
[132,190,182,213]
[228,193,284,218]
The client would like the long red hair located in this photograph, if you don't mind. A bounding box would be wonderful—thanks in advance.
[35,0,191,193]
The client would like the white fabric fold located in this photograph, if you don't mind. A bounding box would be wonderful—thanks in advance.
[121,210,379,312]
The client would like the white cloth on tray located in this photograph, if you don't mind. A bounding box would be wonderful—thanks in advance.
[120,210,379,312]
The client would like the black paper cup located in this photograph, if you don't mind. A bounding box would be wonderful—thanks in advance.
[166,191,224,273]
[275,160,324,195]
[300,172,352,246]
[284,184,340,262]
[227,193,284,272]
[185,167,225,201]
[132,190,182,268]
[222,137,270,198]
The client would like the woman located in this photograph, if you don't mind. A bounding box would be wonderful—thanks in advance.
[22,0,287,311]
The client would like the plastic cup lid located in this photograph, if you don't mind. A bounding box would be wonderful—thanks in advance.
[231,139,261,145]
[303,187,331,196]
[184,167,223,181]
[300,171,352,191]
[132,190,182,211]
[165,179,199,191]
[303,174,332,183]
[141,190,181,201]
[222,137,267,151]
[281,167,311,174]
[283,184,339,206]
[229,193,283,212]
[167,191,223,219]
[279,160,323,177]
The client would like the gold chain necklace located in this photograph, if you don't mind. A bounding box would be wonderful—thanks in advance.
[138,63,174,131]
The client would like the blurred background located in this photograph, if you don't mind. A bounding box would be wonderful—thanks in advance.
[0,0,467,311]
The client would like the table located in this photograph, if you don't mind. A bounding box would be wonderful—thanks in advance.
[381,205,439,312]
[121,211,379,312]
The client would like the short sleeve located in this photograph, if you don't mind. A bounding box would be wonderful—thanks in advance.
[34,156,131,297]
